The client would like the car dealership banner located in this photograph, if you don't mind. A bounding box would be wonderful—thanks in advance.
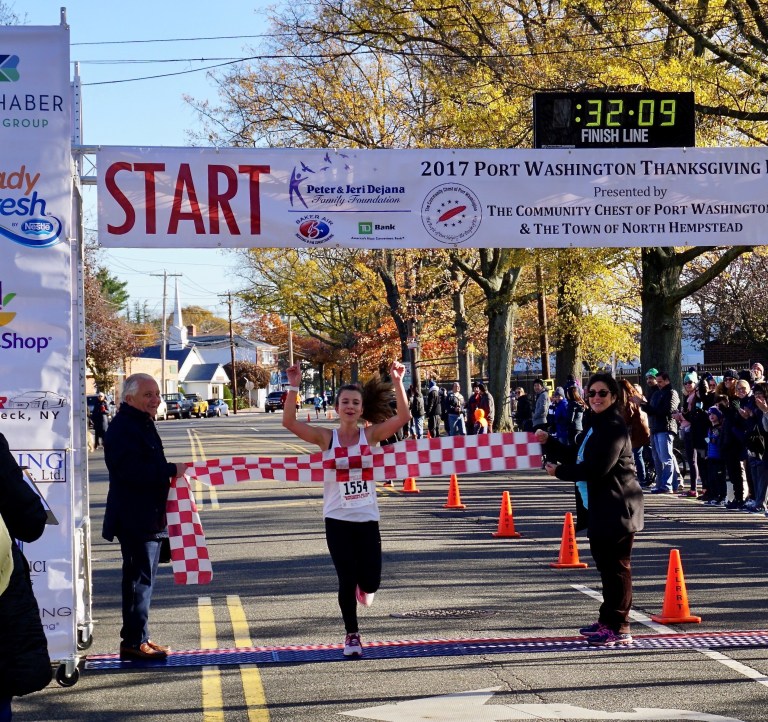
[98,145,768,249]
[0,24,75,662]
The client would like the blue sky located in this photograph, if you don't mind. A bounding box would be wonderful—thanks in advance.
[19,1,277,320]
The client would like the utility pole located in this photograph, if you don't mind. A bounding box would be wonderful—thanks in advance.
[220,292,238,415]
[287,315,294,366]
[535,262,551,381]
[150,270,181,395]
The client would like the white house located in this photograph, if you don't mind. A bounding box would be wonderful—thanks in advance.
[139,279,276,404]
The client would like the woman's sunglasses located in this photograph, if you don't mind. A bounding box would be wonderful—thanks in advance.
[587,389,610,398]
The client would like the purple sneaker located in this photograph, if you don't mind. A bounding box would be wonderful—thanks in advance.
[587,627,633,647]
[578,621,606,637]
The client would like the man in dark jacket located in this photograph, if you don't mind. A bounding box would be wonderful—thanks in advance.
[639,371,680,494]
[425,377,442,438]
[103,373,188,660]
[0,432,52,718]
[90,392,110,450]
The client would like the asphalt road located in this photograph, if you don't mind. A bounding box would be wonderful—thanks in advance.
[12,410,768,721]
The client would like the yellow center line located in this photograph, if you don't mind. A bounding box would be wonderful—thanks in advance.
[227,595,270,722]
[198,596,224,722]
[188,429,220,510]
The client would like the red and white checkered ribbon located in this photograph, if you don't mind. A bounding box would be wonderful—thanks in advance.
[167,432,541,584]
[166,475,212,585]
[185,432,541,485]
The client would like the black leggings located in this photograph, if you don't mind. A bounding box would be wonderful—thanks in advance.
[589,533,635,634]
[325,517,382,633]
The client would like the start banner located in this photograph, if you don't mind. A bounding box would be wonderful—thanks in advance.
[0,24,74,662]
[98,145,768,249]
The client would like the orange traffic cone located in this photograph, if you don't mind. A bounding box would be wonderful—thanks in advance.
[402,476,421,494]
[651,549,701,623]
[491,490,521,537]
[550,512,587,568]
[444,474,466,510]
[307,412,311,422]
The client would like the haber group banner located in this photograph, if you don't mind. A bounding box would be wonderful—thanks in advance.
[0,24,74,662]
[98,145,768,249]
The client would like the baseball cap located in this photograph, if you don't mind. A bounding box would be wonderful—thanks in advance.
[723,368,738,380]
[645,368,658,378]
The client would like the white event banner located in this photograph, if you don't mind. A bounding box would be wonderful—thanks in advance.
[98,145,768,249]
[0,24,74,663]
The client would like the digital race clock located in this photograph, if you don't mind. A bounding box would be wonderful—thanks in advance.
[533,92,695,149]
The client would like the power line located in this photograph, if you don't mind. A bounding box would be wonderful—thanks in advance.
[72,33,277,46]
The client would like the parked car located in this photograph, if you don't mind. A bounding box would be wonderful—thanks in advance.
[206,399,230,417]
[155,398,168,421]
[185,393,209,418]
[265,390,286,412]
[163,392,192,419]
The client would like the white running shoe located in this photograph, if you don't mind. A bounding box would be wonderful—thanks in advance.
[355,585,375,607]
[343,632,363,657]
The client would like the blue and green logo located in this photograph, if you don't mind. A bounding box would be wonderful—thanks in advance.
[0,55,20,82]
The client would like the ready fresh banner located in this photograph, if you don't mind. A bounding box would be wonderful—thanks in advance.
[98,145,768,249]
[0,24,74,662]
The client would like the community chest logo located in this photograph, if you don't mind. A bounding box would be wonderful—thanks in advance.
[421,183,482,244]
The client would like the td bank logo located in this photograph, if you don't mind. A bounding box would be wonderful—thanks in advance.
[0,55,20,82]
[358,222,373,235]
[0,282,16,326]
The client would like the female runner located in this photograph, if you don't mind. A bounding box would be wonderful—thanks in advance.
[282,361,410,657]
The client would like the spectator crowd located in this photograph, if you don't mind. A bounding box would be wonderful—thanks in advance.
[405,362,768,518]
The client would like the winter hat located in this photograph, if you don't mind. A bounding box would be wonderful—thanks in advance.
[752,362,764,375]
[723,368,739,380]
[645,368,658,378]
[553,387,565,398]
[683,371,698,385]
[707,406,723,421]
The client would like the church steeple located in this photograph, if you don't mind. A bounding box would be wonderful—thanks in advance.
[167,278,188,350]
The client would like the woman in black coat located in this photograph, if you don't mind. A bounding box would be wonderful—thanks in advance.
[0,432,52,720]
[535,372,644,647]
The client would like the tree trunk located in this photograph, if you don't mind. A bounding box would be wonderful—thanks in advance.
[450,267,472,397]
[452,249,523,432]
[374,249,409,360]
[486,297,517,430]
[555,276,583,386]
[641,248,683,381]
[555,342,581,388]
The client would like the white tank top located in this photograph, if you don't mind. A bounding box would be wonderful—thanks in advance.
[323,427,380,522]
